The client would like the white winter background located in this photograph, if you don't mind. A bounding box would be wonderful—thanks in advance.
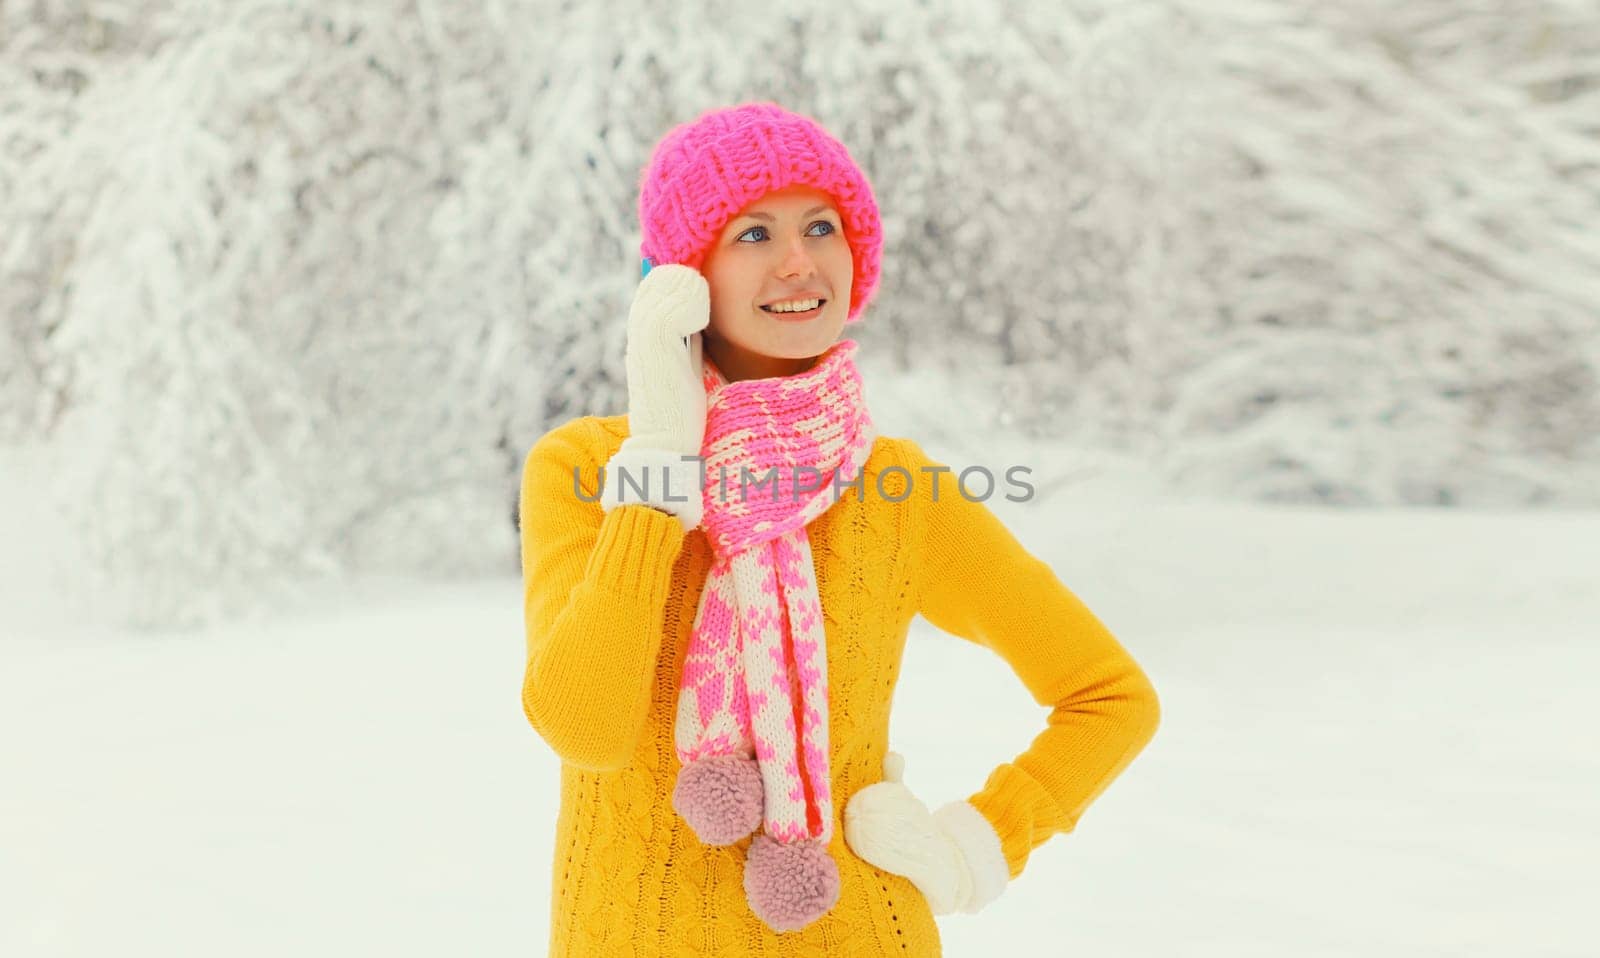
[2,0,1597,955]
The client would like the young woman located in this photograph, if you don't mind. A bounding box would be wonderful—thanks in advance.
[519,101,1161,956]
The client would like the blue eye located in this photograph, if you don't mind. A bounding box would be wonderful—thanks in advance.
[736,221,837,243]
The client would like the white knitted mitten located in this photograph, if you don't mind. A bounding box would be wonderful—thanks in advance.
[600,264,710,531]
[843,751,1011,915]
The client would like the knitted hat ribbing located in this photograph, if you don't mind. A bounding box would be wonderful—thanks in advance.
[637,101,883,323]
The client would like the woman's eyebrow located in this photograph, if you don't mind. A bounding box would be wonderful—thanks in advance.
[740,205,835,222]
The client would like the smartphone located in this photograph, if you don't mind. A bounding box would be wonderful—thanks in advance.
[686,330,702,370]
[642,255,699,363]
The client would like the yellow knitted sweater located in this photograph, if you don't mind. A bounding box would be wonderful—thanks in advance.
[519,414,1161,957]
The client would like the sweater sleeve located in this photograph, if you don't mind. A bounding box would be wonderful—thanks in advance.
[902,438,1161,880]
[519,419,688,771]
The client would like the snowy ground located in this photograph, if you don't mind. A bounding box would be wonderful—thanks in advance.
[2,437,1596,957]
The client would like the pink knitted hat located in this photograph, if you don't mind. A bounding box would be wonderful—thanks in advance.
[637,101,883,323]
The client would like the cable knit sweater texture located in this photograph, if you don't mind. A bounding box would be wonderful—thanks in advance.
[519,414,1162,957]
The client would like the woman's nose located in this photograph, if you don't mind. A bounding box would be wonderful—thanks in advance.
[778,239,817,277]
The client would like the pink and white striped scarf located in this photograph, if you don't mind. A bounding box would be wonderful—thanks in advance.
[674,338,876,853]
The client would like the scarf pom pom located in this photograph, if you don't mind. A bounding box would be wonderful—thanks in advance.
[672,755,764,846]
[743,834,841,932]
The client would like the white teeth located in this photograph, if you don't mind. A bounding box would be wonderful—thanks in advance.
[764,298,821,313]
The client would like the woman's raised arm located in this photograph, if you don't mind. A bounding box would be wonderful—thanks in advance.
[518,418,687,771]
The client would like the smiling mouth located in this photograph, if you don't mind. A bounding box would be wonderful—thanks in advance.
[760,299,826,319]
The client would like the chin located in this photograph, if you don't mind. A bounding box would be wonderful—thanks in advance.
[759,317,844,353]
[758,336,834,358]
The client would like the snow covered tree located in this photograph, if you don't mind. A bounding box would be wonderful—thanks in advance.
[2,0,1596,629]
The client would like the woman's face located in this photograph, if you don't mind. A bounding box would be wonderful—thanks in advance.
[700,184,852,381]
